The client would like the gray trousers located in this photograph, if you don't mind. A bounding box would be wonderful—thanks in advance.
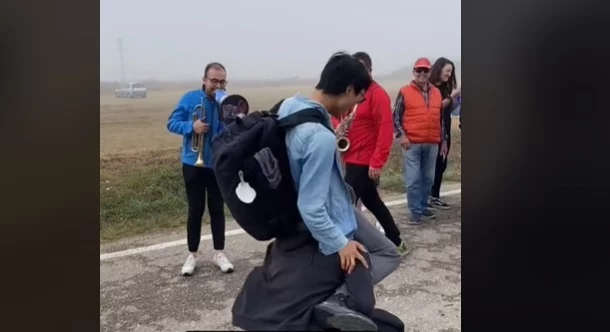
[337,207,401,295]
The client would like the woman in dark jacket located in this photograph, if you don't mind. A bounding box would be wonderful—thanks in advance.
[428,57,461,209]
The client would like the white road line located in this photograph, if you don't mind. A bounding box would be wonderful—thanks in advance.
[100,188,461,261]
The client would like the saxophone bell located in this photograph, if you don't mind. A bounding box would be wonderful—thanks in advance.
[336,137,350,152]
[335,104,358,153]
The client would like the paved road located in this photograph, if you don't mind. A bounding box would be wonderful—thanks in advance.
[100,192,461,332]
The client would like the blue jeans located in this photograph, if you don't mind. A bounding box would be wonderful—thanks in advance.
[403,143,439,218]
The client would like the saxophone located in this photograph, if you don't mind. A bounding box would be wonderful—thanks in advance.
[335,104,358,152]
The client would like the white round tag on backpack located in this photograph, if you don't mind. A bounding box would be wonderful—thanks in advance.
[235,170,256,204]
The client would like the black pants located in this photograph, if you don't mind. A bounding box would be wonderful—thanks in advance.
[344,164,402,247]
[182,164,226,252]
[431,135,451,198]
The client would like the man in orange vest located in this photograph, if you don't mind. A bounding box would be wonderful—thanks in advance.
[392,57,448,225]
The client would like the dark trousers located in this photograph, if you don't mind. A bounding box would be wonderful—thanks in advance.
[344,164,402,247]
[431,134,452,198]
[182,164,226,252]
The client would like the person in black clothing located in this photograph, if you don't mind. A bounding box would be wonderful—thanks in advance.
[428,57,461,209]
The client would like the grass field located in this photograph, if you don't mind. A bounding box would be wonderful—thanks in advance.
[100,80,461,242]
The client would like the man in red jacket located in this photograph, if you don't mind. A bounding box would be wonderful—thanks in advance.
[332,52,409,256]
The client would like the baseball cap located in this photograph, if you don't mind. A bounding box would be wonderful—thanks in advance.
[413,57,431,69]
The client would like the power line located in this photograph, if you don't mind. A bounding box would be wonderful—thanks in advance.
[117,37,126,82]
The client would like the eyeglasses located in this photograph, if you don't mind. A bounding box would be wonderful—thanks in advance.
[206,78,228,86]
[414,67,430,74]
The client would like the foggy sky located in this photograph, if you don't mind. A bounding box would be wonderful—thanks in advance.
[100,0,461,81]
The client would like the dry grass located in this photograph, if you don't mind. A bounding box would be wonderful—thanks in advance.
[100,81,409,155]
[100,80,461,242]
[380,121,461,192]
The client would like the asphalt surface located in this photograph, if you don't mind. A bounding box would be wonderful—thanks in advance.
[100,191,461,332]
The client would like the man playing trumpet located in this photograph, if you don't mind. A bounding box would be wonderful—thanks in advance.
[167,62,234,276]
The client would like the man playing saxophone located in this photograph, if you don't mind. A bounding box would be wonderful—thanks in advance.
[331,52,409,256]
[166,62,235,276]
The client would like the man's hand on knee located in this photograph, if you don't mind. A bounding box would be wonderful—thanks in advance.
[339,240,369,274]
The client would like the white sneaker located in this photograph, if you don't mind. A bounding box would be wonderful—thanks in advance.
[181,254,197,276]
[213,252,234,273]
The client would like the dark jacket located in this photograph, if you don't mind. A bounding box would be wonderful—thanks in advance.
[232,230,359,330]
[435,82,454,138]
[232,229,404,331]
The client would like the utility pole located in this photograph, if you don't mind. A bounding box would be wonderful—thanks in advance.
[117,37,126,83]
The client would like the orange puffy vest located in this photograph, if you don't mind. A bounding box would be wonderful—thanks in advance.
[400,82,442,144]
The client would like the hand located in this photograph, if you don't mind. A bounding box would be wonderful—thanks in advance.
[450,87,461,100]
[368,167,381,181]
[338,240,369,274]
[193,119,210,134]
[440,141,449,160]
[400,136,411,150]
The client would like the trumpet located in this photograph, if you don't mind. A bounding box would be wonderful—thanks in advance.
[191,97,206,167]
[335,104,358,152]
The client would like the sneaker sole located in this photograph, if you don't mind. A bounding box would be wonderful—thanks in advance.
[220,267,235,274]
[422,214,436,220]
[326,313,378,331]
[432,205,450,210]
[314,307,378,331]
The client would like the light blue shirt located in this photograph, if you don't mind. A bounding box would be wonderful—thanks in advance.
[277,94,357,255]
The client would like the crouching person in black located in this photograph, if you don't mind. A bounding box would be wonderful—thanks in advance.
[231,206,404,331]
[229,53,403,331]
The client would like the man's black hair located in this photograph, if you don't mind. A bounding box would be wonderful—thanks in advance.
[429,57,457,91]
[352,51,372,71]
[315,52,372,96]
[204,62,226,77]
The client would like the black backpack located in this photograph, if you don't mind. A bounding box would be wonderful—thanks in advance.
[212,101,333,241]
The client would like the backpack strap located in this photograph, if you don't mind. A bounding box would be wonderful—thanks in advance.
[278,108,333,132]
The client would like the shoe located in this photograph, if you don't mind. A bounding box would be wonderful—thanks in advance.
[181,253,197,276]
[213,252,235,273]
[397,241,411,257]
[407,215,422,225]
[313,294,378,331]
[422,209,436,220]
[430,197,450,210]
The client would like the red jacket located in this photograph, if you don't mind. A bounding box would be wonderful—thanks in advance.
[331,81,394,169]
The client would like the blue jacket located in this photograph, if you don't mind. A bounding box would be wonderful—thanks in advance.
[278,94,357,255]
[167,89,225,167]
